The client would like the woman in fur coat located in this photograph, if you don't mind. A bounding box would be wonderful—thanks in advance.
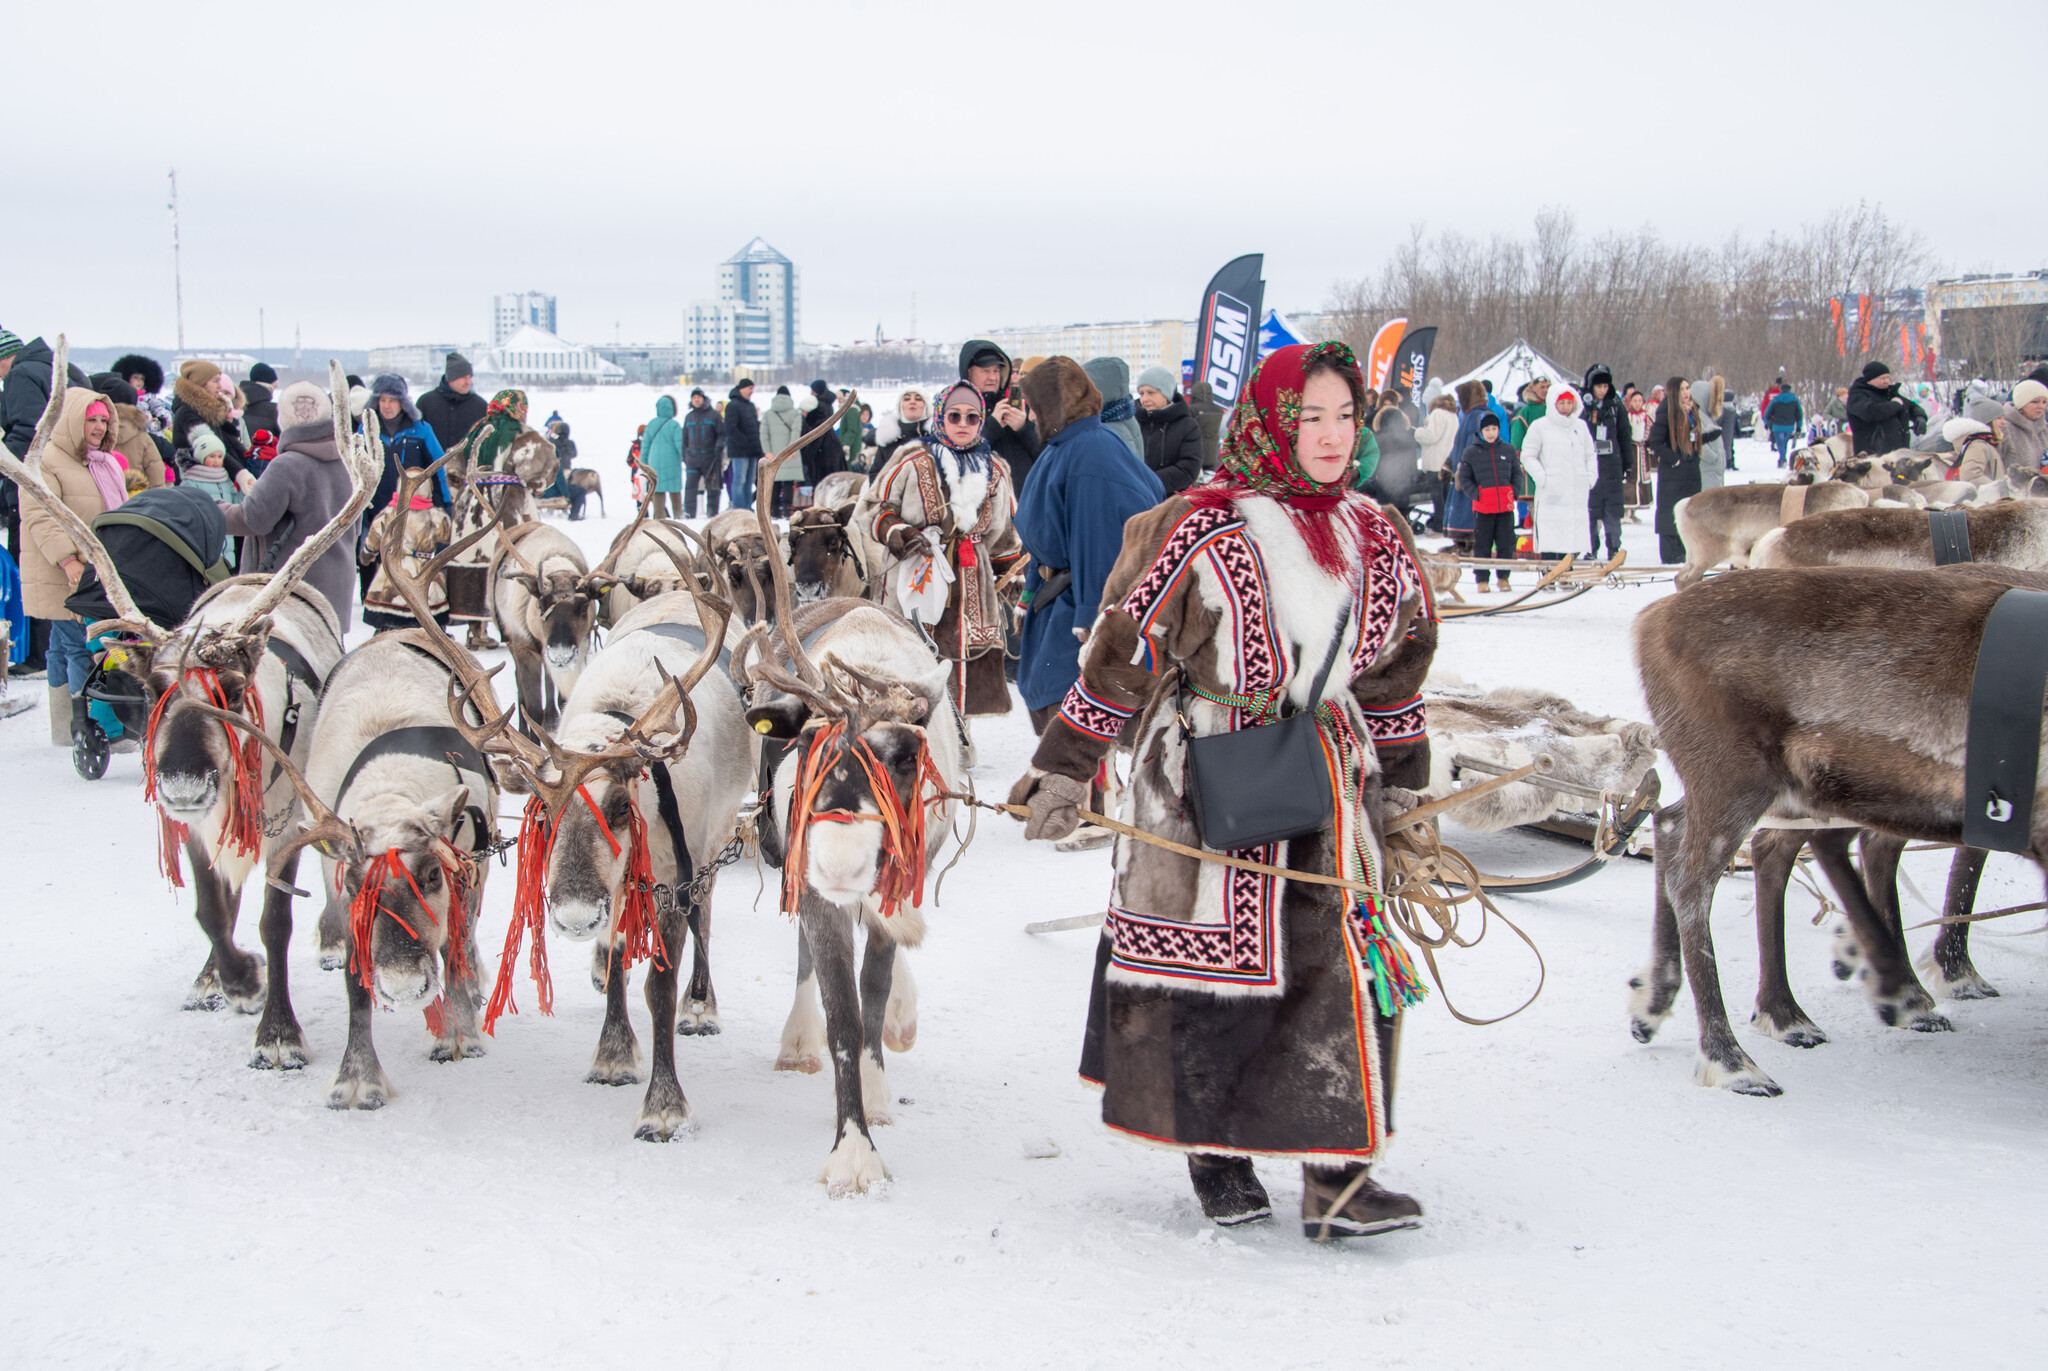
[1519,385,1600,557]
[1008,342,1437,1240]
[1692,374,1729,488]
[170,360,254,491]
[867,381,1024,717]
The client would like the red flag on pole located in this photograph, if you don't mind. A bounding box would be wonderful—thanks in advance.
[1831,298,1845,357]
[1857,295,1872,354]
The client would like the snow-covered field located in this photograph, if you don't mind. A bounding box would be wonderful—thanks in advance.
[6,437,2047,1369]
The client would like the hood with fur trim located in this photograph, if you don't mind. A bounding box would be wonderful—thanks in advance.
[1021,356,1102,443]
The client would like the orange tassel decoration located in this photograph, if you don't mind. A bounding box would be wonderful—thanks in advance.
[346,848,430,995]
[781,723,948,920]
[142,669,266,867]
[485,795,557,1035]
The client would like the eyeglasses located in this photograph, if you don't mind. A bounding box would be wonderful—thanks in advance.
[943,410,980,425]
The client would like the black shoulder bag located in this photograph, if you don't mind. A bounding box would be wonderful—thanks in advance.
[1182,607,1348,851]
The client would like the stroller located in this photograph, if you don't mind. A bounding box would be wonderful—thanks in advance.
[62,486,230,779]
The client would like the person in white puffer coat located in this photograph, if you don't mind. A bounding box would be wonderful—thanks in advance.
[1520,384,1600,557]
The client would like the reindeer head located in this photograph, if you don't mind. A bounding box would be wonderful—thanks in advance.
[499,532,603,676]
[788,506,856,605]
[335,787,474,1005]
[1832,458,1888,489]
[145,628,271,821]
[710,533,778,626]
[1883,453,1936,484]
[541,751,653,941]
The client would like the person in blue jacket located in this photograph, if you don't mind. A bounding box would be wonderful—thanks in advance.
[1014,355,1164,734]
[359,374,446,599]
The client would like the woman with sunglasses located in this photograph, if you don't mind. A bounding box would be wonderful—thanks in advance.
[866,381,1024,719]
[1007,342,1438,1241]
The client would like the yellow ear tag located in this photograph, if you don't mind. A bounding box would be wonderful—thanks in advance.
[754,719,773,734]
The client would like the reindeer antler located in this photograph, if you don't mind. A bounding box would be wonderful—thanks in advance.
[219,362,378,636]
[182,701,364,870]
[0,335,168,647]
[755,392,859,695]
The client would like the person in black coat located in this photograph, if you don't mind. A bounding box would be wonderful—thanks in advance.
[1455,412,1523,590]
[723,379,763,510]
[1581,363,1632,560]
[680,389,724,517]
[1648,376,1703,565]
[961,338,1042,492]
[241,363,279,443]
[799,379,846,486]
[1845,361,1924,456]
[416,352,488,453]
[548,419,586,519]
[1133,366,1203,496]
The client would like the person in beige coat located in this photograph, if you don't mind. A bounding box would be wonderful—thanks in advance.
[19,388,142,745]
[1945,417,2003,486]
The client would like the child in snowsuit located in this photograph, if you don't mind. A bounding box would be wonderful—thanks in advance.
[1456,412,1522,591]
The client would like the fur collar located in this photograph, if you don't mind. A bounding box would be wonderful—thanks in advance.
[1231,493,1365,710]
[174,372,231,426]
[925,443,990,533]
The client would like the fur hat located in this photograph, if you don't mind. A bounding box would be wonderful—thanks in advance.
[274,380,333,430]
[2013,379,2048,408]
[112,353,163,393]
[248,362,277,385]
[1943,417,1992,445]
[1860,360,1893,383]
[1136,364,1177,399]
[444,352,473,381]
[369,373,419,424]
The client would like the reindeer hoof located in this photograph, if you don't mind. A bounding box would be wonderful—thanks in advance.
[1695,1052,1782,1097]
[1752,1011,1828,1048]
[317,945,346,972]
[249,1039,309,1070]
[819,1127,890,1198]
[429,1039,486,1062]
[634,1103,695,1142]
[1629,1017,1661,1044]
[775,1051,824,1074]
[882,1014,917,1053]
[677,1004,722,1036]
[587,1060,640,1087]
[328,1075,389,1110]
[183,986,227,1012]
[1920,957,1999,1001]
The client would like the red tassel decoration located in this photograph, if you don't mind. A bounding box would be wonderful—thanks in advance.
[485,796,556,1035]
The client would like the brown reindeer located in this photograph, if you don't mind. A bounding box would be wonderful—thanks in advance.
[1751,500,2048,573]
[1629,565,2048,1095]
[1671,480,1870,586]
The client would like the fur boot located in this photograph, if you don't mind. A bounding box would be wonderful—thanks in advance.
[1189,1154,1271,1226]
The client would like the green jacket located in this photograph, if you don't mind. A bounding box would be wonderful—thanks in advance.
[1510,397,1545,496]
[838,406,864,470]
[1348,429,1382,489]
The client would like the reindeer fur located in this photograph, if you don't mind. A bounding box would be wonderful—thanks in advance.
[1630,566,2048,1095]
[1671,481,1870,586]
[1420,683,1657,832]
[304,637,498,1108]
[491,521,598,731]
[542,590,758,1140]
[148,579,346,1068]
[1750,500,2048,573]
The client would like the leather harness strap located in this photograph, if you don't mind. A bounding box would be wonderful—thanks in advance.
[1962,589,2048,852]
[1930,509,1973,566]
[265,637,325,789]
[1778,483,1808,525]
[627,619,733,687]
[335,726,490,809]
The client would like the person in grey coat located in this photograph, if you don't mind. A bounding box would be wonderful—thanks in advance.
[1083,356,1143,460]
[220,380,359,630]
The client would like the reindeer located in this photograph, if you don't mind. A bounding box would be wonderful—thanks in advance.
[703,507,785,625]
[492,521,608,732]
[568,468,605,516]
[1751,500,2048,573]
[599,519,715,624]
[742,397,966,1194]
[812,471,865,510]
[786,503,866,604]
[1628,565,2048,1095]
[1671,480,1871,586]
[0,353,373,1069]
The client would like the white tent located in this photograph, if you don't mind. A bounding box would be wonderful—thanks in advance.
[1451,339,1577,402]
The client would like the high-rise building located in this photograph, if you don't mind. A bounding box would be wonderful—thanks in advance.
[493,291,557,345]
[683,300,772,373]
[717,238,799,365]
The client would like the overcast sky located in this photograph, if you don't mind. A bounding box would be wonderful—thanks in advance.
[4,0,2038,353]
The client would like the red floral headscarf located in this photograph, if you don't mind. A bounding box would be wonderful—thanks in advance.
[1188,341,1381,575]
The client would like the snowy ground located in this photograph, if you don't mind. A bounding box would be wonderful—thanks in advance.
[6,437,2048,1368]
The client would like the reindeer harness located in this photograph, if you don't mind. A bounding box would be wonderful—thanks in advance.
[1962,589,2048,852]
[1929,509,1973,566]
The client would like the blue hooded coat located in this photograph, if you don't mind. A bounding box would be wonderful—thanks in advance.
[1014,413,1163,711]
[642,395,684,493]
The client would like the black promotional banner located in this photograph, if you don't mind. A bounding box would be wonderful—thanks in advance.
[1387,325,1438,399]
[1194,254,1265,414]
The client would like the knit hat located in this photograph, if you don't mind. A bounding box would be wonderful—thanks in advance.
[1136,365,1177,398]
[1942,417,1992,445]
[2013,379,2048,408]
[444,351,473,381]
[274,380,333,429]
[775,384,789,396]
[1478,412,1501,433]
[1860,360,1893,382]
[0,328,25,361]
[1967,397,2005,425]
[248,362,277,385]
[180,358,222,388]
[189,426,227,464]
[810,379,833,401]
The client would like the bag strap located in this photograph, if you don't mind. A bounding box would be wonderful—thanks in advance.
[1302,604,1351,714]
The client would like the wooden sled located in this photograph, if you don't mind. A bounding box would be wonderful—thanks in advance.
[1436,764,1661,894]
[1439,550,1630,618]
